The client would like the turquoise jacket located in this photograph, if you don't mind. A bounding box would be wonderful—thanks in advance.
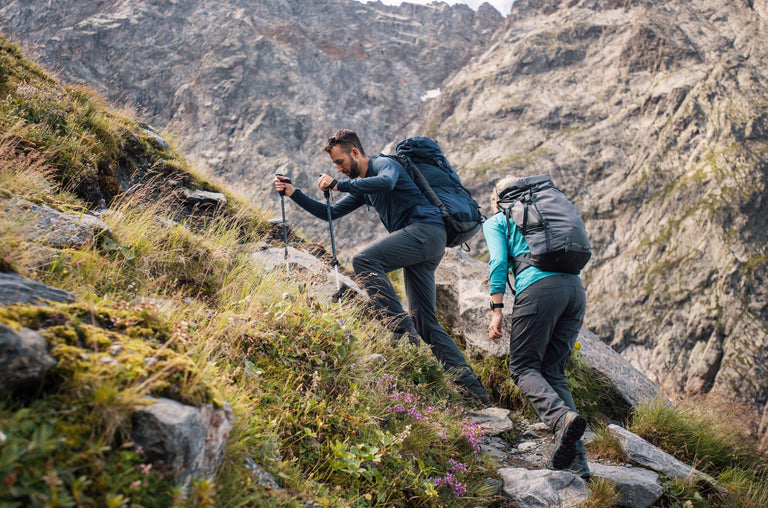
[482,211,559,295]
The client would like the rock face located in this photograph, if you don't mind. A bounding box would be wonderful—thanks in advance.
[2,0,767,420]
[415,0,768,413]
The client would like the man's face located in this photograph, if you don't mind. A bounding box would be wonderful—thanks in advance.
[328,145,360,179]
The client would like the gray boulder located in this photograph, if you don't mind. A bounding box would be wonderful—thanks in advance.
[0,273,75,306]
[590,463,664,508]
[498,467,589,507]
[0,322,57,391]
[140,127,171,150]
[608,424,715,483]
[434,248,514,357]
[244,457,281,490]
[181,188,227,208]
[576,328,667,409]
[469,407,515,436]
[132,397,234,489]
[0,197,111,248]
[250,245,364,304]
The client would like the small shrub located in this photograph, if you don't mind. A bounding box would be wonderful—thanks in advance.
[578,477,621,507]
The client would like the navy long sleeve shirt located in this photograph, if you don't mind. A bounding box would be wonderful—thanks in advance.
[289,155,444,233]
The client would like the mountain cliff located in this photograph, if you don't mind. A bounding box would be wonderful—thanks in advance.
[0,0,503,248]
[415,0,768,410]
[2,0,768,421]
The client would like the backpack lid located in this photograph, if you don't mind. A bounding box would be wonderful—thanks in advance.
[396,137,441,157]
[496,174,554,203]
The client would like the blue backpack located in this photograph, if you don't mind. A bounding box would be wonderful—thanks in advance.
[393,137,484,248]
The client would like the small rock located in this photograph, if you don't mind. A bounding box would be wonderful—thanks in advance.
[0,273,76,306]
[182,188,227,208]
[0,323,58,391]
[483,477,504,495]
[140,127,171,150]
[522,428,541,439]
[244,457,281,490]
[365,353,387,365]
[469,407,514,436]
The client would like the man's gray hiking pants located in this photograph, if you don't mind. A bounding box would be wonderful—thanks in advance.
[352,222,488,402]
[508,273,586,443]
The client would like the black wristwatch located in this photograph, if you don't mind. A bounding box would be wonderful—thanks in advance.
[490,302,504,310]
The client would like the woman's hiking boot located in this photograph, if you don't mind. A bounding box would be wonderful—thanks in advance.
[547,411,586,470]
[565,453,591,480]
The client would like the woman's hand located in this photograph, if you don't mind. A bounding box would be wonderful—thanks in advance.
[488,310,503,343]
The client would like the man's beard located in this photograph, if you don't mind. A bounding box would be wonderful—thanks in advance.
[348,157,360,179]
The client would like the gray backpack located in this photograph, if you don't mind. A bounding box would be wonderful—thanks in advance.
[496,174,591,277]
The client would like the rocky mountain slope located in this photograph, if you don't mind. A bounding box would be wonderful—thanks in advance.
[3,27,768,507]
[0,0,502,249]
[415,0,768,414]
[2,0,767,425]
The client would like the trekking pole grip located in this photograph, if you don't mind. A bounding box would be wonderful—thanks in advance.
[276,173,291,196]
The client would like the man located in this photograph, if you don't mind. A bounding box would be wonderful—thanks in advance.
[483,175,590,479]
[274,129,489,404]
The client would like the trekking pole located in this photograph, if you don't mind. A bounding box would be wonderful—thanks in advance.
[323,186,342,306]
[276,174,291,275]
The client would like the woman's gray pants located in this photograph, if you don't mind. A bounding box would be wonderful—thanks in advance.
[508,273,586,444]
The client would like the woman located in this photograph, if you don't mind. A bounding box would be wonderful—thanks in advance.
[483,175,590,479]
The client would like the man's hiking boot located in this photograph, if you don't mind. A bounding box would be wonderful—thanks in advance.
[547,411,586,470]
[457,375,491,408]
[390,330,420,347]
[565,453,591,480]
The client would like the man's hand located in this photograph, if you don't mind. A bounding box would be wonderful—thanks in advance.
[274,175,295,197]
[488,310,503,343]
[318,174,338,192]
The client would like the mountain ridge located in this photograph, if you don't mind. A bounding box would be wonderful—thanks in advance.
[414,0,768,412]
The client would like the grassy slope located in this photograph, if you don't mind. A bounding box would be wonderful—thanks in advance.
[0,34,501,507]
[1,33,767,508]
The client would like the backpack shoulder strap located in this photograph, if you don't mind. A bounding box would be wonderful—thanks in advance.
[497,200,535,277]
[398,153,450,219]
